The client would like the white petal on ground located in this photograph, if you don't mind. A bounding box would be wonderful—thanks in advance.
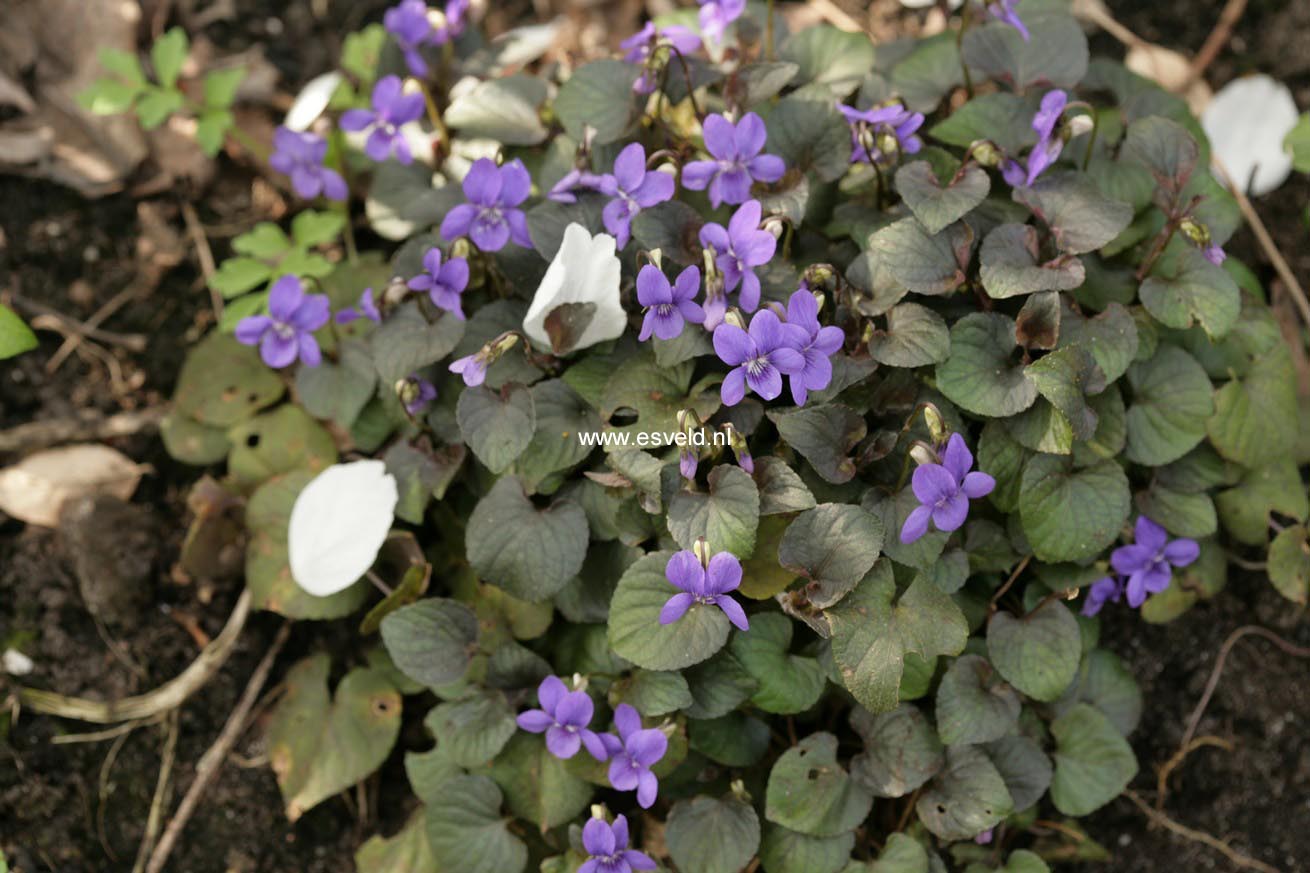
[1202,74,1299,197]
[288,460,398,597]
[522,223,627,353]
[2,648,35,676]
[0,444,143,527]
[284,71,344,132]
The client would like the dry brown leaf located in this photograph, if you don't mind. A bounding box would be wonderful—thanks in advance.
[1125,43,1213,115]
[0,444,145,527]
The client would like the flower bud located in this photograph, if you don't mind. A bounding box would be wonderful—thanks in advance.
[971,140,1003,168]
[425,8,449,31]
[450,237,473,261]
[909,443,937,467]
[382,275,411,306]
[723,309,748,330]
[693,536,712,567]
[762,215,787,240]
[490,331,521,356]
[726,425,754,474]
[647,247,665,270]
[923,404,947,443]
[1066,113,1094,138]
[395,377,421,408]
[1178,217,1212,247]
[875,130,900,162]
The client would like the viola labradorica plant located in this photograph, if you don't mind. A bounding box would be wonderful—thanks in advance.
[128,0,1310,868]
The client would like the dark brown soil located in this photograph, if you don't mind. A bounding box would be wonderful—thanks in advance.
[2,2,1308,873]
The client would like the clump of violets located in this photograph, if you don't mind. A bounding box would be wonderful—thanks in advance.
[440,158,533,252]
[785,287,844,406]
[340,75,425,164]
[900,433,996,543]
[407,247,470,318]
[580,814,656,873]
[335,287,381,325]
[683,113,786,208]
[398,374,436,414]
[984,0,1030,41]
[600,144,675,247]
[516,675,608,761]
[599,704,668,808]
[713,308,807,405]
[1002,90,1068,188]
[235,276,329,368]
[659,544,750,631]
[384,0,469,76]
[1109,517,1199,607]
[698,0,746,44]
[620,22,702,94]
[839,102,925,166]
[636,264,704,342]
[269,127,347,201]
[699,199,777,315]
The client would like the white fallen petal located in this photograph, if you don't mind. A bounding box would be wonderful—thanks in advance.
[1203,74,1299,197]
[522,223,627,354]
[2,648,34,676]
[284,71,344,132]
[0,444,143,528]
[288,460,398,597]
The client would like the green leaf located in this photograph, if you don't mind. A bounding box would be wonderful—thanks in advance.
[936,313,1038,417]
[267,654,401,820]
[232,222,292,259]
[828,560,969,713]
[98,47,147,87]
[355,808,438,873]
[760,825,854,873]
[291,209,346,248]
[1123,116,1198,198]
[554,59,640,145]
[1206,343,1297,467]
[764,97,852,182]
[384,441,465,523]
[1019,455,1130,562]
[779,503,884,609]
[766,732,873,837]
[1049,703,1138,816]
[424,775,527,873]
[987,600,1082,702]
[342,23,386,81]
[160,411,231,464]
[1053,650,1143,736]
[1025,346,1104,442]
[195,109,232,157]
[295,339,378,428]
[984,735,1053,811]
[424,691,516,767]
[980,224,1085,299]
[602,352,719,442]
[735,61,802,107]
[1268,524,1310,604]
[730,613,826,714]
[754,456,817,515]
[683,650,759,719]
[489,732,592,828]
[870,218,971,295]
[209,257,273,298]
[0,304,38,359]
[935,655,1021,746]
[1215,459,1309,545]
[689,711,771,766]
[1124,345,1214,466]
[226,404,336,487]
[150,27,189,88]
[896,161,990,235]
[930,92,1034,153]
[135,86,183,129]
[863,833,932,873]
[978,421,1030,513]
[445,74,548,145]
[632,200,706,267]
[1141,249,1241,339]
[769,404,866,484]
[457,384,536,474]
[379,598,479,688]
[78,77,141,114]
[915,746,1013,842]
[780,25,874,95]
[668,464,761,559]
[1013,172,1134,255]
[203,66,245,108]
[466,476,589,602]
[367,160,463,241]
[610,670,693,717]
[849,704,943,798]
[514,378,601,485]
[1287,112,1310,173]
[960,12,1088,93]
[1135,482,1216,539]
[1059,301,1138,385]
[869,302,951,368]
[666,794,762,873]
[370,302,466,384]
[609,551,733,670]
[891,32,963,113]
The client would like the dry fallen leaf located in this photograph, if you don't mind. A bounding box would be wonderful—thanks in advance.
[0,443,145,527]
[1125,44,1213,116]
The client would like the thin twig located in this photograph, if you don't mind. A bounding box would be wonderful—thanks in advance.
[1184,0,1249,88]
[0,407,166,455]
[145,622,291,873]
[1121,790,1282,873]
[18,590,252,724]
[132,710,180,873]
[989,555,1032,614]
[180,201,221,321]
[46,284,143,373]
[1155,735,1234,812]
[51,715,165,746]
[12,297,148,351]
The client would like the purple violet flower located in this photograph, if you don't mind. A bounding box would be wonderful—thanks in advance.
[683,113,785,208]
[335,287,381,324]
[1203,243,1227,266]
[838,103,925,165]
[269,127,348,201]
[340,75,425,164]
[600,144,676,247]
[384,0,435,77]
[516,675,608,761]
[659,549,750,631]
[713,308,807,405]
[449,352,488,387]
[1080,576,1124,617]
[599,704,668,808]
[234,276,330,368]
[637,264,705,342]
[1110,517,1199,608]
[547,167,606,204]
[985,0,1030,41]
[621,22,703,93]
[975,829,995,846]
[785,288,844,406]
[699,199,777,313]
[900,433,996,543]
[402,374,437,414]
[679,449,698,482]
[407,247,470,319]
[440,157,533,252]
[698,0,747,44]
[1002,90,1067,188]
[581,815,656,873]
